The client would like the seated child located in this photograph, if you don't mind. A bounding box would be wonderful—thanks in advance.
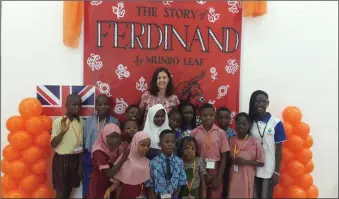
[104,131,151,199]
[143,104,171,160]
[177,136,207,198]
[228,112,264,198]
[178,100,197,136]
[145,129,187,199]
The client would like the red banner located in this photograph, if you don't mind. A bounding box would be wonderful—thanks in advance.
[84,1,242,122]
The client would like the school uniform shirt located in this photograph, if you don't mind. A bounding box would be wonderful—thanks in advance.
[145,153,187,195]
[250,113,287,179]
[51,116,85,154]
[191,124,230,161]
[83,116,120,152]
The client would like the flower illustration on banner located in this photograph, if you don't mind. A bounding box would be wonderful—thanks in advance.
[210,67,218,82]
[217,85,230,99]
[112,1,126,19]
[163,1,174,6]
[227,1,242,14]
[197,1,206,5]
[208,100,216,111]
[196,116,202,126]
[208,8,220,23]
[115,64,130,80]
[96,81,112,97]
[114,98,128,115]
[136,76,148,93]
[87,53,103,71]
[225,59,239,75]
[90,1,102,6]
[229,111,236,124]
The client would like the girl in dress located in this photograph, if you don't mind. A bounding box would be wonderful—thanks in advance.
[104,131,151,199]
[143,104,171,160]
[88,124,129,198]
[177,136,207,199]
[228,112,265,198]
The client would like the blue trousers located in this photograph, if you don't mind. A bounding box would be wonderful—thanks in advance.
[82,150,92,197]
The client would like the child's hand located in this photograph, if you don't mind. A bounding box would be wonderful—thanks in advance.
[104,186,113,199]
[61,116,70,134]
[211,176,222,190]
[122,148,130,161]
[233,157,249,165]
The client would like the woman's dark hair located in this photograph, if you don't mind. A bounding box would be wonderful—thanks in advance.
[248,90,269,121]
[178,100,197,129]
[177,136,199,158]
[235,112,251,135]
[149,67,174,97]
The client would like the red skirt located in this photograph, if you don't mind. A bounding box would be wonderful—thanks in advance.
[118,183,144,199]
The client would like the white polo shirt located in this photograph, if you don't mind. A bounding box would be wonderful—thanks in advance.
[250,113,287,179]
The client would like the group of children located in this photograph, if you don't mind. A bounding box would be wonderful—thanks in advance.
[51,90,286,199]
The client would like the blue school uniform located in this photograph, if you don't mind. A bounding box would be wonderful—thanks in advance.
[145,153,187,196]
[82,115,119,197]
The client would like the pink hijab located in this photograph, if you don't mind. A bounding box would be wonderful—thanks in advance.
[91,123,121,163]
[112,131,151,185]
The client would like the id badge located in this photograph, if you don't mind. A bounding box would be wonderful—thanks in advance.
[73,145,83,153]
[183,196,195,199]
[136,195,145,199]
[233,165,239,172]
[205,159,216,169]
[160,194,171,198]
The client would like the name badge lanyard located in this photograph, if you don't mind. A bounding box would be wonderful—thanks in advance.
[205,131,212,154]
[187,161,196,197]
[70,121,81,147]
[255,122,268,145]
[97,117,107,135]
[233,134,250,159]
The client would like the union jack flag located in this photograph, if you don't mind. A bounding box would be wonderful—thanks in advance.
[36,85,95,117]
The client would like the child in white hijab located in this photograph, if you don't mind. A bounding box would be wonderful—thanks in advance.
[143,104,171,160]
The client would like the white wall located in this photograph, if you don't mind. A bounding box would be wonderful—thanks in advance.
[1,1,338,198]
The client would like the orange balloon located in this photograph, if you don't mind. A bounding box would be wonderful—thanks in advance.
[287,160,305,178]
[9,130,33,150]
[294,122,310,139]
[279,172,295,186]
[35,173,47,184]
[34,131,51,148]
[282,106,302,125]
[6,116,25,132]
[1,175,19,191]
[304,161,314,173]
[8,160,28,179]
[40,115,53,131]
[24,116,43,135]
[306,185,319,198]
[283,122,293,138]
[3,188,28,198]
[7,132,14,143]
[41,147,51,158]
[303,135,313,148]
[286,135,304,152]
[282,147,294,162]
[19,174,38,193]
[296,173,313,189]
[30,158,48,175]
[286,185,306,198]
[21,145,43,163]
[31,184,53,198]
[273,184,285,198]
[18,98,42,119]
[297,148,313,164]
[280,162,287,172]
[1,159,10,174]
[2,145,21,161]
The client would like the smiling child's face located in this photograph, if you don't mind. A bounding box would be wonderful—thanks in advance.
[169,113,181,130]
[106,132,121,149]
[153,109,166,126]
[123,120,138,139]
